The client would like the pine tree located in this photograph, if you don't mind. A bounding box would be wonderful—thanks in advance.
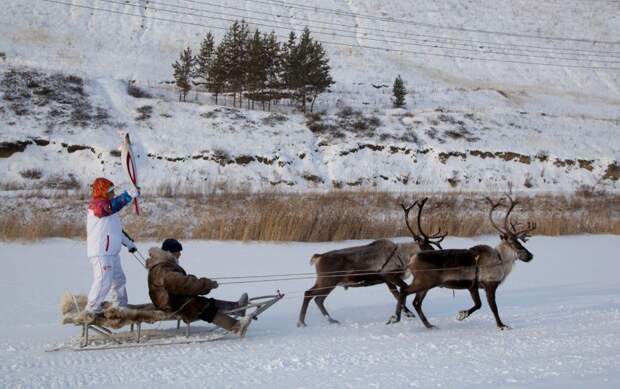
[281,31,299,99]
[187,23,329,112]
[220,20,250,107]
[209,43,228,104]
[194,32,215,85]
[172,46,193,102]
[263,31,282,110]
[392,75,407,108]
[306,39,334,112]
[282,27,333,113]
[246,29,267,108]
[295,28,314,112]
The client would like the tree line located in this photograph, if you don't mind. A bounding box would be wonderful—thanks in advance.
[172,20,334,113]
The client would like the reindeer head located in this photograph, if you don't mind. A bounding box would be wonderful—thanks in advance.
[486,195,535,262]
[401,197,446,250]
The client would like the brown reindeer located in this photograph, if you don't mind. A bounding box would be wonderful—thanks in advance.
[297,198,446,327]
[393,194,535,330]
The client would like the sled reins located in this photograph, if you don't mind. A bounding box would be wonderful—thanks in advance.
[214,262,509,285]
[124,247,507,284]
[122,230,148,269]
[120,229,507,287]
[131,250,148,269]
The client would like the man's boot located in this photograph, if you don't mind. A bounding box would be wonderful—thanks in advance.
[237,293,249,317]
[211,311,252,337]
[211,311,238,332]
[232,315,253,338]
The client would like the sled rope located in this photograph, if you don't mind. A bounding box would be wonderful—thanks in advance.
[214,262,509,285]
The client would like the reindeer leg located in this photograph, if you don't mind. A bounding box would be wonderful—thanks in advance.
[390,280,424,324]
[298,283,324,327]
[413,290,435,329]
[386,281,415,322]
[314,287,339,324]
[458,286,482,321]
[484,282,511,330]
[386,281,415,324]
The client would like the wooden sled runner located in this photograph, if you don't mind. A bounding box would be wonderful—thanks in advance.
[48,291,284,352]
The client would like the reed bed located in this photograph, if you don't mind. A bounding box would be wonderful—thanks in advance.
[1,191,618,241]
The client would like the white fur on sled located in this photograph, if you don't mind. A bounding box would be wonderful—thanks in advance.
[60,292,179,329]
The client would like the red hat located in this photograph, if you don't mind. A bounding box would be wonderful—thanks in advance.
[91,177,114,199]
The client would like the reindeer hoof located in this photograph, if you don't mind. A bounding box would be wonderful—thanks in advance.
[328,318,341,325]
[425,324,438,330]
[404,311,416,319]
[457,310,469,321]
[385,315,400,325]
[297,321,307,328]
[498,325,512,331]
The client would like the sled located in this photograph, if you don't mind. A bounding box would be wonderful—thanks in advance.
[47,291,284,352]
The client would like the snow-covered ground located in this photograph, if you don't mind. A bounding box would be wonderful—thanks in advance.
[1,235,619,388]
[1,1,619,193]
[1,64,618,193]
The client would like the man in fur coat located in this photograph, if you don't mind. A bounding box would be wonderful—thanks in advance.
[86,177,139,313]
[146,239,252,337]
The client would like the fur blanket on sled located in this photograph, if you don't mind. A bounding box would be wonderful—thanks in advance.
[60,292,179,329]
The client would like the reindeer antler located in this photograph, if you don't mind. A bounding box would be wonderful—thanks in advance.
[510,221,537,241]
[415,198,446,249]
[401,200,421,242]
[502,194,519,232]
[487,194,536,241]
[485,196,507,235]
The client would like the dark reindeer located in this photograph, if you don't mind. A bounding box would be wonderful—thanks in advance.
[393,194,535,330]
[297,198,446,327]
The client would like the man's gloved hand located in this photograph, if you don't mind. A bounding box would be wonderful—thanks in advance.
[128,186,141,199]
[209,280,219,289]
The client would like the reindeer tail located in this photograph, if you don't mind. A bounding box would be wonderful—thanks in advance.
[310,254,322,266]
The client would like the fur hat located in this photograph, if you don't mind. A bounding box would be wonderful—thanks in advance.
[91,177,114,199]
[161,238,183,253]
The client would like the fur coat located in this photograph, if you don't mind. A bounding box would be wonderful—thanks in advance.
[146,247,218,322]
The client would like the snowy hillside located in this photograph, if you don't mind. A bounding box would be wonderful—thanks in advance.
[1,0,619,192]
[1,236,619,387]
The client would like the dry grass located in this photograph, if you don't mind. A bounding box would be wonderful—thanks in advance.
[0,213,83,240]
[0,191,618,241]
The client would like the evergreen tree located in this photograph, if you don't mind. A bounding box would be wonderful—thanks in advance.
[295,27,314,112]
[194,32,215,85]
[220,20,250,107]
[281,31,299,97]
[186,23,331,112]
[282,27,333,112]
[208,43,229,104]
[172,46,193,102]
[306,39,334,112]
[392,75,407,108]
[246,29,267,108]
[263,31,282,110]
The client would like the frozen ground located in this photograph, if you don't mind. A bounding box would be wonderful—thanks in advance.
[0,235,619,388]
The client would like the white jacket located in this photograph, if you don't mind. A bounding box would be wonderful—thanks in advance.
[86,192,134,257]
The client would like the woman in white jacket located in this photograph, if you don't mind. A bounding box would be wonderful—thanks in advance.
[86,177,139,313]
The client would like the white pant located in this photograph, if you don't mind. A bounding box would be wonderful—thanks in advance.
[86,255,128,312]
